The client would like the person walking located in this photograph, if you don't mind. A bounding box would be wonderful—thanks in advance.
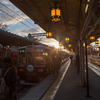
[2,57,17,100]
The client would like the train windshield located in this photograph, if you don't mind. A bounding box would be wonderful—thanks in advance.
[19,49,25,66]
[27,52,34,65]
[35,53,45,66]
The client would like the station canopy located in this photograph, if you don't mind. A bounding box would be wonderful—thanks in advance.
[0,29,40,46]
[9,0,100,51]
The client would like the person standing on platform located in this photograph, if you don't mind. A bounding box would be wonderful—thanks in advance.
[75,52,80,74]
[2,57,17,100]
[54,53,61,75]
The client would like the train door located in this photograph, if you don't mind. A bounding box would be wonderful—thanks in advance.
[18,49,26,80]
[26,52,34,73]
[25,52,38,82]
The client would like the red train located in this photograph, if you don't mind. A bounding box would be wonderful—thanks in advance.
[17,44,70,83]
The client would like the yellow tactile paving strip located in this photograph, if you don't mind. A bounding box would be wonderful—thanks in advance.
[41,60,71,100]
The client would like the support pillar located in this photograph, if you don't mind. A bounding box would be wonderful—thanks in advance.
[85,40,91,97]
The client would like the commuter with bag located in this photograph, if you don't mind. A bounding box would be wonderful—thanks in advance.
[0,57,17,100]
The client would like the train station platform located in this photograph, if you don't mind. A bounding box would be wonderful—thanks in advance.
[18,60,100,100]
[42,61,100,100]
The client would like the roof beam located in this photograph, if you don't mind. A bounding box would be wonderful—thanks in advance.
[25,0,47,22]
[68,27,76,32]
[10,0,37,23]
[85,17,100,39]
[60,0,69,29]
[80,0,100,40]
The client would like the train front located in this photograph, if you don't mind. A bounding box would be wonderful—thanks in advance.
[18,45,39,83]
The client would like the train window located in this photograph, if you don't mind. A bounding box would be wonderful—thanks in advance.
[35,48,45,52]
[19,49,25,53]
[27,52,34,65]
[19,49,25,66]
[19,54,25,65]
[41,49,43,52]
[22,50,25,52]
[19,50,21,52]
[35,53,45,66]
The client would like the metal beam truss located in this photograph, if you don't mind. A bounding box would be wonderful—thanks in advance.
[80,0,100,40]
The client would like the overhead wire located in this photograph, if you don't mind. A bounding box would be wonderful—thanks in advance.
[0,2,57,48]
[0,2,38,28]
[0,9,36,30]
[0,2,44,32]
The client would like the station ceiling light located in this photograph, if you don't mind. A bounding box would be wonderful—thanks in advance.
[51,2,61,22]
[90,36,95,41]
[59,43,62,46]
[66,48,68,51]
[65,37,69,42]
[64,47,66,49]
[68,44,71,47]
[46,31,53,38]
[71,49,73,52]
[95,40,99,44]
[88,45,91,48]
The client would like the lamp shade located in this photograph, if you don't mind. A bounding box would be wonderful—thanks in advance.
[51,7,61,22]
[95,40,99,44]
[65,38,69,42]
[68,44,71,47]
[71,49,73,52]
[46,32,53,38]
[90,36,95,41]
[64,47,66,49]
[88,45,91,48]
[59,43,62,46]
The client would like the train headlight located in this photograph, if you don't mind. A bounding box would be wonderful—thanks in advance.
[27,65,34,72]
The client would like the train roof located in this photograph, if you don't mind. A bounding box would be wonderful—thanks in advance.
[18,44,54,50]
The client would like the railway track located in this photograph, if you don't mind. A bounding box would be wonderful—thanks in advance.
[16,76,47,99]
[16,84,33,99]
[88,62,100,76]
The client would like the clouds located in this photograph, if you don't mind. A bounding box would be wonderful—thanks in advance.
[0,0,60,46]
[0,1,45,34]
[0,0,12,5]
[0,1,29,26]
[21,27,45,34]
[16,27,45,37]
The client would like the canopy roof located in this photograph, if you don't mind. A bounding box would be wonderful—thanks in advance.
[0,29,39,46]
[9,0,100,51]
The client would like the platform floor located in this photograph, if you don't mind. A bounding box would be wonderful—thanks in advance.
[19,60,100,100]
[18,60,70,100]
[42,61,100,100]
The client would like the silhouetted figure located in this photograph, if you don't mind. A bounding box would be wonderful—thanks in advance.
[2,57,17,100]
[75,52,80,74]
[54,54,61,75]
